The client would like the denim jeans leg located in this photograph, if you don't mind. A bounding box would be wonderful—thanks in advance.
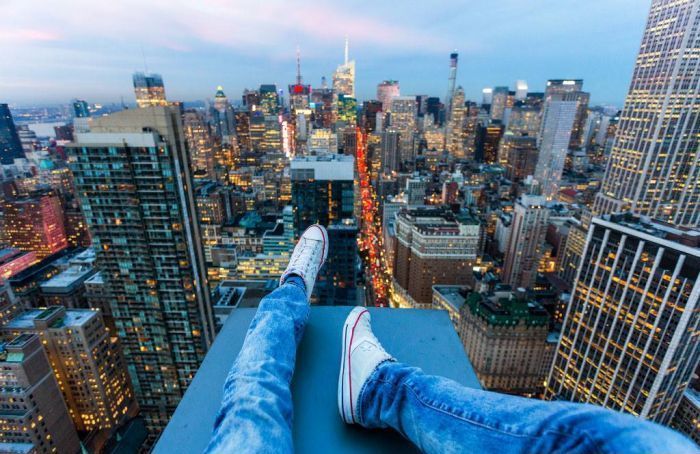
[358,361,697,454]
[205,283,309,454]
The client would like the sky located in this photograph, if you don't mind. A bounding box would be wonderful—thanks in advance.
[0,0,649,107]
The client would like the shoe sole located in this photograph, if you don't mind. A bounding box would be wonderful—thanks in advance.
[338,308,369,424]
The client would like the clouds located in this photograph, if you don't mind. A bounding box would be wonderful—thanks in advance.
[0,0,648,105]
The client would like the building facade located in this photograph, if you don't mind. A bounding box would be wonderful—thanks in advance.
[67,107,215,438]
[546,213,700,425]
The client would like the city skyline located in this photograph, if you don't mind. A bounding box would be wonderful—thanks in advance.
[2,0,645,105]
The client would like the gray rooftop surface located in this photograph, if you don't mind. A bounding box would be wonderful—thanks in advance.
[156,307,480,453]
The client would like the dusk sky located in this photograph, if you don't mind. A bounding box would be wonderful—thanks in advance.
[1,0,647,107]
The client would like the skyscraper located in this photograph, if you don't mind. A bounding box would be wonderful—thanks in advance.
[595,0,700,227]
[0,334,80,453]
[210,86,236,143]
[67,106,215,439]
[289,47,311,111]
[183,109,215,178]
[259,84,280,115]
[544,79,590,149]
[132,72,167,108]
[72,99,90,118]
[0,104,25,164]
[388,96,418,164]
[534,92,578,200]
[290,154,354,235]
[502,194,549,289]
[547,213,700,425]
[2,306,135,435]
[447,86,467,158]
[377,80,400,112]
[2,191,69,260]
[332,38,355,97]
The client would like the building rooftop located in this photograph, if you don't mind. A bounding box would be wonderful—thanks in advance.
[433,285,470,312]
[5,307,95,330]
[156,307,480,453]
[600,213,700,249]
[39,265,96,294]
[467,291,549,327]
[290,153,354,181]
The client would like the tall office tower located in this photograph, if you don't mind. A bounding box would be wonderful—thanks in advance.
[534,92,578,200]
[451,288,551,394]
[499,133,539,182]
[72,99,90,118]
[234,110,251,151]
[183,110,215,178]
[502,194,549,289]
[490,86,509,121]
[290,154,354,235]
[361,100,383,133]
[426,97,442,125]
[337,94,358,127]
[515,80,528,100]
[332,38,356,97]
[209,86,236,144]
[547,213,700,425]
[447,86,467,158]
[259,84,280,115]
[67,106,215,438]
[544,79,590,149]
[0,334,81,453]
[316,221,359,305]
[0,104,25,164]
[380,130,401,172]
[482,88,494,105]
[2,192,68,260]
[508,98,543,136]
[132,72,167,108]
[392,207,481,308]
[311,88,335,128]
[389,96,418,164]
[445,52,459,125]
[476,123,504,164]
[595,2,700,227]
[242,89,261,109]
[2,307,135,435]
[377,80,400,111]
[289,48,311,111]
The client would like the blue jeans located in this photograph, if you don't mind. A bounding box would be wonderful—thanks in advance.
[206,282,697,453]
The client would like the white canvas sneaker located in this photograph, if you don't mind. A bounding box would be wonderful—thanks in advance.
[279,224,329,300]
[338,307,394,424]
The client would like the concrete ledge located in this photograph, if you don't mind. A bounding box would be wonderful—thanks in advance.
[156,307,480,453]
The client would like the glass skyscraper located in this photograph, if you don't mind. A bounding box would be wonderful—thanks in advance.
[0,103,25,164]
[132,72,168,108]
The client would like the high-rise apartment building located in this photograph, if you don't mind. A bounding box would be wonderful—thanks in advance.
[392,207,480,308]
[447,87,467,159]
[377,80,400,112]
[0,334,80,453]
[67,106,215,438]
[595,1,700,227]
[2,306,135,434]
[132,72,167,108]
[499,133,539,182]
[534,92,578,200]
[183,110,215,178]
[2,192,69,260]
[0,104,26,164]
[547,213,700,425]
[502,194,549,289]
[290,154,354,235]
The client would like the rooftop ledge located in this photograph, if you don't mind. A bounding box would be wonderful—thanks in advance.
[155,307,480,453]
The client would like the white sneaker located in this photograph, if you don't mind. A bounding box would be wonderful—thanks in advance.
[338,307,394,424]
[279,224,329,300]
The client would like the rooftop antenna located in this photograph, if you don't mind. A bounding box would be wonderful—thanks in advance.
[140,44,149,74]
[296,45,303,85]
[344,36,349,65]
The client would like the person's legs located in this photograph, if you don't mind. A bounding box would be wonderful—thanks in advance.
[338,308,697,454]
[206,225,328,454]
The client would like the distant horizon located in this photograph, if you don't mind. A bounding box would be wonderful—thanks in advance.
[1,0,647,107]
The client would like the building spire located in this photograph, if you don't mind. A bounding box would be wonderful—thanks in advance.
[296,45,302,85]
[344,36,349,65]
